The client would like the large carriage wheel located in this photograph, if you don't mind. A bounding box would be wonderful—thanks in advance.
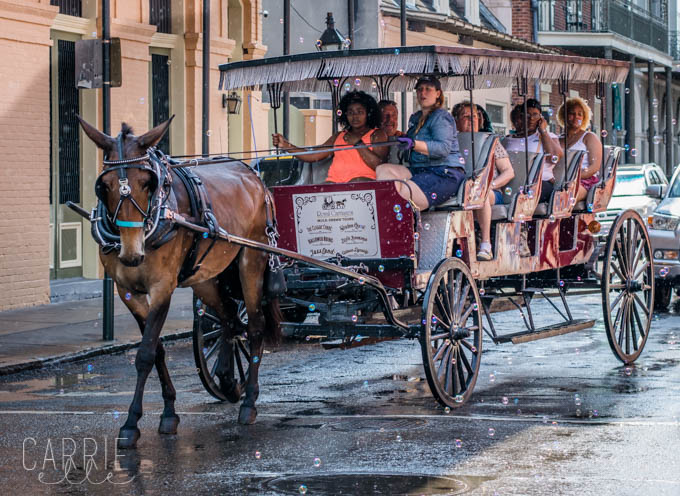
[192,298,249,402]
[601,210,654,363]
[420,257,483,409]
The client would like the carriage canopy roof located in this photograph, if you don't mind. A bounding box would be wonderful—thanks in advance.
[218,45,629,93]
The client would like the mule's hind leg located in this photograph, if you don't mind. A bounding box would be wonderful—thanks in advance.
[128,298,180,435]
[118,291,173,448]
[236,248,269,425]
[193,279,243,403]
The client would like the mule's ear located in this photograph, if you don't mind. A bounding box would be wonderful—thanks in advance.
[138,115,175,149]
[77,115,114,151]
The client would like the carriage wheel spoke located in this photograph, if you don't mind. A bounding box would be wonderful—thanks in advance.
[631,237,644,273]
[437,346,452,383]
[632,293,650,317]
[434,294,452,328]
[430,332,450,341]
[202,329,222,341]
[610,290,625,311]
[437,281,453,323]
[459,303,474,325]
[444,347,454,395]
[630,302,643,351]
[201,312,221,325]
[615,237,629,277]
[626,221,636,274]
[458,344,474,375]
[451,272,462,318]
[458,283,471,318]
[625,300,632,355]
[633,261,650,281]
[210,356,220,378]
[631,297,648,340]
[234,346,246,381]
[204,339,221,361]
[237,338,250,361]
[455,352,467,394]
[610,262,627,284]
[432,340,448,362]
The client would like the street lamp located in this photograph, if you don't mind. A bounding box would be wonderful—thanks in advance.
[222,92,242,114]
[317,12,347,51]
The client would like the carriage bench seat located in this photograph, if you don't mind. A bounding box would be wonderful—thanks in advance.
[571,146,622,214]
[490,151,545,222]
[435,132,497,211]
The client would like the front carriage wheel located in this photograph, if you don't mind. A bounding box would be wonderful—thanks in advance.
[192,298,249,401]
[601,210,654,363]
[420,257,483,409]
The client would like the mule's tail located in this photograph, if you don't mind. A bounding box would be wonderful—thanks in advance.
[263,265,284,346]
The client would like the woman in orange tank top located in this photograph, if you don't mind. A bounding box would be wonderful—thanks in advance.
[272,91,388,182]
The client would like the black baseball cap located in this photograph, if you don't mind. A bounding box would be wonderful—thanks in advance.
[415,76,442,91]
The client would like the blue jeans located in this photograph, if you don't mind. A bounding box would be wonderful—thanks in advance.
[410,166,465,207]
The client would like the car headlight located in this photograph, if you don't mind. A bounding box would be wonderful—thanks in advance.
[649,214,679,231]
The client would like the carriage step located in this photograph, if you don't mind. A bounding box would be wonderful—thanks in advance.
[496,319,595,344]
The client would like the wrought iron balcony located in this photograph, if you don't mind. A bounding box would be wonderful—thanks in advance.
[670,32,680,61]
[50,0,81,17]
[537,0,668,54]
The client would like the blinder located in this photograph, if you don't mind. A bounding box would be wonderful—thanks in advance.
[96,132,163,231]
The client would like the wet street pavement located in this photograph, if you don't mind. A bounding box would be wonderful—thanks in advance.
[1,293,679,495]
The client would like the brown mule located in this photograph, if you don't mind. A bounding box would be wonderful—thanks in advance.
[78,117,282,449]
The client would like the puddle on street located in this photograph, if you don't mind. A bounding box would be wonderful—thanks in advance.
[257,473,493,495]
[0,372,101,402]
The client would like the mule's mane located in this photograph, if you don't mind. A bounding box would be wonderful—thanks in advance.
[120,123,134,138]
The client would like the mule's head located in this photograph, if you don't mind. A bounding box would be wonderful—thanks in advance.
[78,116,173,267]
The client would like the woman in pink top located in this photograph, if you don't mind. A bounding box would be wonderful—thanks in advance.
[272,91,388,183]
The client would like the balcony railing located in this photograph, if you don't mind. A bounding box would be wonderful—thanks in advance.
[50,0,81,17]
[670,32,680,61]
[538,0,668,54]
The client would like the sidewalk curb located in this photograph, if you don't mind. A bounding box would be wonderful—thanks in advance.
[0,329,193,377]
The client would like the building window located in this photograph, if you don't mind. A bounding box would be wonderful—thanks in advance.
[486,103,506,135]
[150,0,172,34]
[50,0,81,17]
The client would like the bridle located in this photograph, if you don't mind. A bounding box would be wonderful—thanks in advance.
[95,132,169,240]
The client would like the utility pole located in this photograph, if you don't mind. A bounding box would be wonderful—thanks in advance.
[283,0,290,137]
[348,0,354,48]
[202,0,210,156]
[400,1,407,132]
[102,0,114,341]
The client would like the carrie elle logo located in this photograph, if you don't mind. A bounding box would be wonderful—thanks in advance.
[22,437,138,485]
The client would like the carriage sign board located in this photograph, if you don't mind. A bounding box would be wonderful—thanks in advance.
[292,190,380,259]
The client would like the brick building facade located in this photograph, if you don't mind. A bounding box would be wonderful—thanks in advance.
[0,0,268,311]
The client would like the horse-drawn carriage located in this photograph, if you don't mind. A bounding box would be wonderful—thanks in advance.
[71,45,652,448]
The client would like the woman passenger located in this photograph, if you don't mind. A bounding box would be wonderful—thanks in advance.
[272,90,388,183]
[453,101,514,261]
[376,76,465,210]
[502,99,563,203]
[556,97,602,202]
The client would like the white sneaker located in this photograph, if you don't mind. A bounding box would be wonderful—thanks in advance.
[477,243,493,261]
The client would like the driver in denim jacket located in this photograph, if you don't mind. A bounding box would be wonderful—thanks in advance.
[376,76,465,210]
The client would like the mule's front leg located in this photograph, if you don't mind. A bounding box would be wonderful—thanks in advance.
[119,299,171,449]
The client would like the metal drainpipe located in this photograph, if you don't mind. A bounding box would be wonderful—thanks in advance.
[531,0,540,100]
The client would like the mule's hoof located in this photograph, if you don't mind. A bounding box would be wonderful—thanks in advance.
[158,414,180,435]
[223,383,242,404]
[117,428,141,449]
[238,405,258,425]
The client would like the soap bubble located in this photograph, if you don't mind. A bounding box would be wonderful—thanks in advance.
[354,78,361,86]
[502,396,509,405]
[299,36,304,44]
[313,457,321,467]
[299,485,308,494]
[315,40,322,48]
[652,98,658,107]
[424,223,431,230]
[125,292,131,300]
[351,315,358,323]
[456,249,463,257]
[414,232,420,240]
[454,394,464,403]
[653,135,662,145]
[394,48,400,55]
[488,427,496,437]
[308,303,316,311]
[398,68,405,76]
[255,451,262,459]
[625,87,630,94]
[336,109,342,116]
[551,155,559,163]
[333,79,339,87]
[489,373,496,382]
[396,213,403,221]
[378,265,385,272]
[455,439,462,448]
[504,187,512,195]
[601,130,608,138]
[431,193,437,200]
